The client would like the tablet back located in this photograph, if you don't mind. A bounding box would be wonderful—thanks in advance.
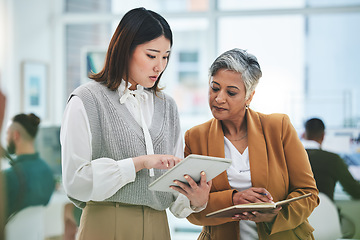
[148,154,232,192]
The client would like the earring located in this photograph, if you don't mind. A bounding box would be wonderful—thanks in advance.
[245,104,249,109]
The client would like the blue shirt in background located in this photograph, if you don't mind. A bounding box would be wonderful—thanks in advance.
[3,152,55,219]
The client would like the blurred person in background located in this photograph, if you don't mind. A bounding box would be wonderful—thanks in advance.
[302,117,360,238]
[2,113,55,220]
[0,89,6,240]
[0,90,5,138]
[184,48,319,240]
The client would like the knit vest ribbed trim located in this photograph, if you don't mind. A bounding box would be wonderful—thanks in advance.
[68,81,180,210]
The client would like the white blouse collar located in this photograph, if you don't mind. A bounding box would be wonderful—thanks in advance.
[118,81,147,104]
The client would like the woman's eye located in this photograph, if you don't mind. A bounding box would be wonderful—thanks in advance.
[228,91,236,96]
[147,54,156,59]
[163,56,169,60]
[211,87,219,92]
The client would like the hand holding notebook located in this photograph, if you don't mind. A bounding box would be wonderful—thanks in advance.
[206,193,312,218]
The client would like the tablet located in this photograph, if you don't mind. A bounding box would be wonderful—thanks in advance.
[148,154,232,192]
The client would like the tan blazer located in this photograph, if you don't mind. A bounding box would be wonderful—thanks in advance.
[185,108,319,240]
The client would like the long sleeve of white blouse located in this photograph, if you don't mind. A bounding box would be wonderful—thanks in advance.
[60,96,138,201]
[60,94,198,217]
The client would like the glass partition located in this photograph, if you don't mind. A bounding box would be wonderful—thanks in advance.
[218,15,305,127]
[63,0,360,128]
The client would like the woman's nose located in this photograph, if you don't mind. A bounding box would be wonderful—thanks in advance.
[215,93,225,103]
[154,65,160,73]
[154,59,166,73]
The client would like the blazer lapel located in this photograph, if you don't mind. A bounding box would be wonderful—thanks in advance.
[207,118,232,191]
[247,108,269,189]
[207,118,225,158]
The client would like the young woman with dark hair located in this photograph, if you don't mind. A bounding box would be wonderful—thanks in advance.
[60,7,211,240]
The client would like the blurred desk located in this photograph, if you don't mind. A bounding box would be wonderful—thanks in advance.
[166,209,202,240]
[44,188,71,238]
[335,185,360,239]
[335,199,360,239]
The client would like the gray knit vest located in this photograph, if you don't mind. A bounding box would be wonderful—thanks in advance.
[68,81,180,210]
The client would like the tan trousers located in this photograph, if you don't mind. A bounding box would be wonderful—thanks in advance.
[76,202,171,240]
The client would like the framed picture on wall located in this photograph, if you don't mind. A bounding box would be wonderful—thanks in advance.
[21,61,48,119]
[80,46,106,84]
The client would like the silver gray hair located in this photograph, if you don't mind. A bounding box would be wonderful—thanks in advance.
[209,48,262,100]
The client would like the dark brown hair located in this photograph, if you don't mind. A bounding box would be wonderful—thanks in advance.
[12,113,40,138]
[90,7,173,92]
[305,118,325,140]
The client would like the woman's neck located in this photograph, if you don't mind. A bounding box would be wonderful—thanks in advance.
[221,119,247,139]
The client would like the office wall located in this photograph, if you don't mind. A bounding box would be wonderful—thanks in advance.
[305,13,360,128]
[0,0,12,129]
[0,0,63,127]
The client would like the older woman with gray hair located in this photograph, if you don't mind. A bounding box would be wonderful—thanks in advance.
[184,49,319,240]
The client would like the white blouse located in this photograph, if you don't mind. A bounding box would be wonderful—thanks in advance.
[60,81,197,218]
[225,137,258,240]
